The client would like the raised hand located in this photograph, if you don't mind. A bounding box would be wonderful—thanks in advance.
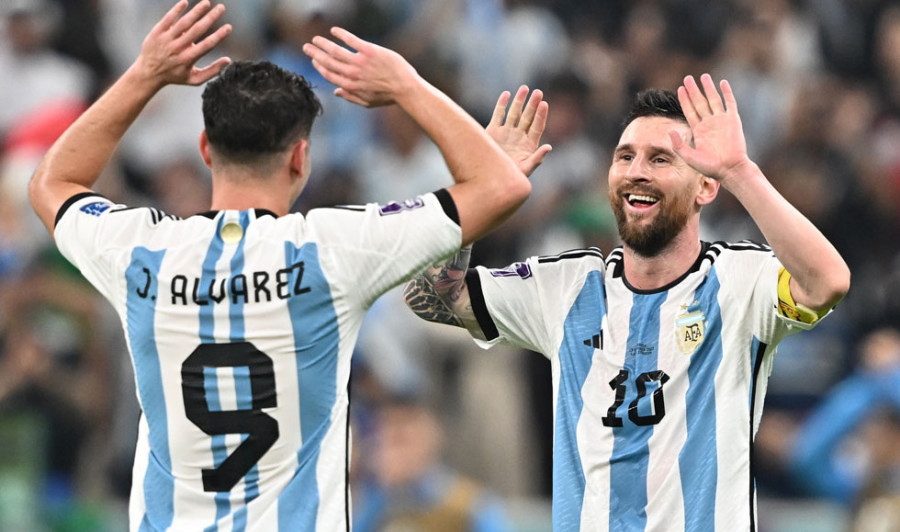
[486,86,552,177]
[302,27,419,108]
[134,0,233,88]
[669,74,753,187]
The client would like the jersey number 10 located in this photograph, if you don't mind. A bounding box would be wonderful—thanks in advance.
[601,369,670,427]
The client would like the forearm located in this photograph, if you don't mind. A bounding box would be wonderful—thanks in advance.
[30,66,161,231]
[724,161,850,312]
[403,245,484,339]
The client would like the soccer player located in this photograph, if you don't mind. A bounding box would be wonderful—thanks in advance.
[27,1,548,530]
[403,75,851,530]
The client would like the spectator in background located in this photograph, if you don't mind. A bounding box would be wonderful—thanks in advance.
[351,363,511,532]
[789,327,900,530]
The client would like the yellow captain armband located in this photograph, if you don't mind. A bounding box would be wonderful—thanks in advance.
[777,267,828,325]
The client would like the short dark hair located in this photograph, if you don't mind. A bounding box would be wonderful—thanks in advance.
[621,88,686,129]
[201,60,323,164]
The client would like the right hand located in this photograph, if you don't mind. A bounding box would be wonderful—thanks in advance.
[133,0,233,88]
[486,86,552,177]
[302,27,419,108]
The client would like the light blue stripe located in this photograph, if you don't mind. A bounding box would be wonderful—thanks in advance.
[197,217,230,532]
[552,270,605,531]
[126,247,172,530]
[609,291,667,532]
[227,212,258,532]
[278,242,340,530]
[679,269,723,531]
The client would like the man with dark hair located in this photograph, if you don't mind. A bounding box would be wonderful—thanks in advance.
[404,77,850,530]
[28,1,548,530]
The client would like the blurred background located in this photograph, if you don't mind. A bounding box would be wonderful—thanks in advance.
[1,0,899,530]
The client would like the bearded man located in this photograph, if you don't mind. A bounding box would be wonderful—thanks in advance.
[402,75,850,531]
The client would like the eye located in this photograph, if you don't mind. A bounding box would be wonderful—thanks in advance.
[617,153,633,162]
[653,156,669,164]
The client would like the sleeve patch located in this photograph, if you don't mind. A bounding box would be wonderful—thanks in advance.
[378,197,425,216]
[488,262,533,280]
[79,202,112,217]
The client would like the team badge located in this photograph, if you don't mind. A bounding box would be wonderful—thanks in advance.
[378,198,425,216]
[675,302,705,355]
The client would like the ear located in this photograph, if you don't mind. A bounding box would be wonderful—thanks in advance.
[289,139,310,178]
[199,131,213,168]
[696,175,719,206]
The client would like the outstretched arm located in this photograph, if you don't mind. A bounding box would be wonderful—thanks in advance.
[403,88,551,337]
[671,74,850,315]
[303,28,541,246]
[29,0,232,234]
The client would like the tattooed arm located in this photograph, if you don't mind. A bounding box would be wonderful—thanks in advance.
[403,245,486,340]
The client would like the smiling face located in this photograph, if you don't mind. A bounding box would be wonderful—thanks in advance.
[608,116,705,257]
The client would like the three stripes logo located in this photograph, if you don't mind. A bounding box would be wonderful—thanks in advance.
[583,333,602,349]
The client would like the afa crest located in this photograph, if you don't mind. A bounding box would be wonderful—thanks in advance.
[675,303,706,355]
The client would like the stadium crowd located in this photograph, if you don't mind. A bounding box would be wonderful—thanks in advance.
[0,0,898,530]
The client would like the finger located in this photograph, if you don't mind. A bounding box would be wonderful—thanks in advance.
[526,100,549,144]
[518,89,544,131]
[677,85,701,129]
[176,3,227,49]
[303,43,356,82]
[506,85,529,127]
[700,73,724,114]
[683,75,712,118]
[489,91,511,129]
[189,56,231,85]
[526,144,553,169]
[335,88,371,107]
[153,0,189,35]
[311,57,356,90]
[330,27,368,53]
[720,79,738,114]
[310,35,357,64]
[186,23,232,63]
[169,0,212,38]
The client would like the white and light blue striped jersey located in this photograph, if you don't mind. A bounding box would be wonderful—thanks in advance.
[53,190,462,532]
[467,242,821,532]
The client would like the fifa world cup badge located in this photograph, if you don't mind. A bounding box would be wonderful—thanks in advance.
[675,303,706,355]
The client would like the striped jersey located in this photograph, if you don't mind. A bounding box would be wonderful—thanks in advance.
[53,190,462,532]
[466,241,820,531]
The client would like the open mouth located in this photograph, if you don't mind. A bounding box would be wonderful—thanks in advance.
[626,193,659,208]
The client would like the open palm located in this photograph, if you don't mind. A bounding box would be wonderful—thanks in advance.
[669,74,752,185]
[486,86,552,177]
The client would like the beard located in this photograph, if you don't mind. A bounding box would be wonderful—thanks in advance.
[609,185,694,257]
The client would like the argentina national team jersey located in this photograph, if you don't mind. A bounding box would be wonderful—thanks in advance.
[53,191,462,532]
[467,242,822,532]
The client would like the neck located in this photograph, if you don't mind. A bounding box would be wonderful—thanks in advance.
[209,168,295,217]
[621,226,702,291]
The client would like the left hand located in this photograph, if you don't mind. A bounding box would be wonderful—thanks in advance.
[669,74,754,186]
[133,0,233,88]
[486,86,552,177]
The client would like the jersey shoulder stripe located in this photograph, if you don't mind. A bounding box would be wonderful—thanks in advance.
[537,247,604,264]
[710,240,771,253]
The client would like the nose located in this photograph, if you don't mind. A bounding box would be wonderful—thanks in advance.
[625,155,650,183]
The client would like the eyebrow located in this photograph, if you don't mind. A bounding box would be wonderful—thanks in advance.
[613,143,678,159]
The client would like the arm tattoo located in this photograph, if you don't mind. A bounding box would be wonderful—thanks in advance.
[403,277,465,327]
[403,245,473,327]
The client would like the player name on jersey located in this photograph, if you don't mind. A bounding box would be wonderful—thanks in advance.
[133,259,312,305]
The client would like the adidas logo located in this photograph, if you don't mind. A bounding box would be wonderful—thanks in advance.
[583,333,602,349]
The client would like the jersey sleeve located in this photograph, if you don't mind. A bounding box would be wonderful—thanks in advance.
[466,257,548,353]
[306,190,462,308]
[53,193,152,301]
[740,247,829,345]
[466,250,606,356]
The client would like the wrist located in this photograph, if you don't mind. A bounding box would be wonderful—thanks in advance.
[719,159,765,197]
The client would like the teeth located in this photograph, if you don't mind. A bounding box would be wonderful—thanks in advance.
[627,194,658,204]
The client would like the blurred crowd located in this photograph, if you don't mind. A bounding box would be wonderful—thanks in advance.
[0,0,899,530]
